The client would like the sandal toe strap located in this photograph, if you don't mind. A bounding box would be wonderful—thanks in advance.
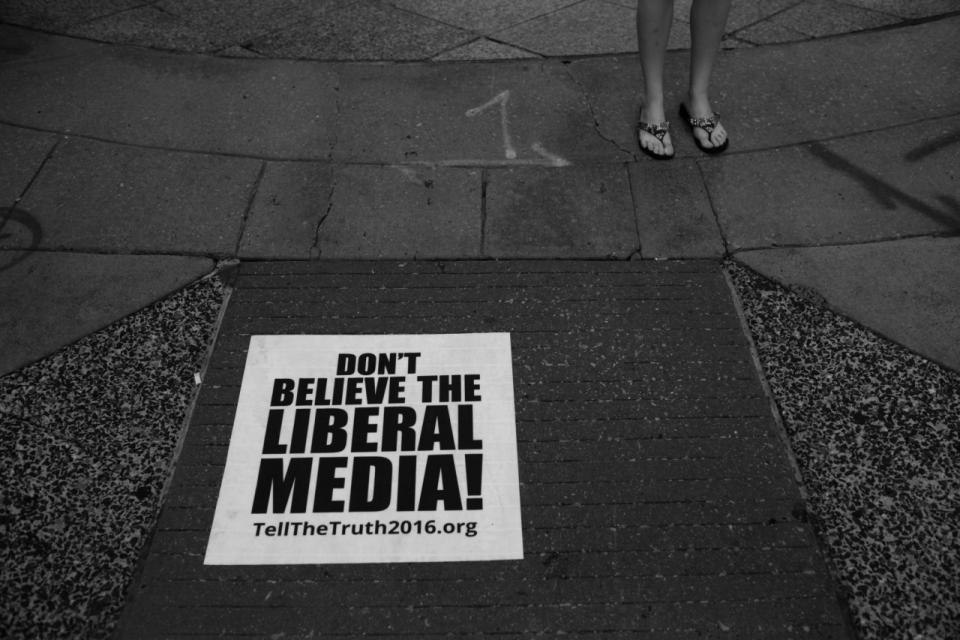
[687,112,720,133]
[639,121,670,142]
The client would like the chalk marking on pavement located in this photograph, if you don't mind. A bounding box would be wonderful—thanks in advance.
[391,165,425,185]
[466,91,571,167]
[530,142,570,167]
[465,90,517,160]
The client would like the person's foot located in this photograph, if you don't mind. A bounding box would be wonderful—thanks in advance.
[638,106,674,159]
[681,95,728,151]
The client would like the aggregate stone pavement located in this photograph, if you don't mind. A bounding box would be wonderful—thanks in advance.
[119,260,853,638]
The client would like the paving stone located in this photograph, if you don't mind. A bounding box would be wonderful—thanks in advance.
[386,0,580,34]
[0,124,56,205]
[0,251,213,374]
[629,159,725,258]
[0,0,141,30]
[768,0,901,37]
[737,237,960,372]
[333,60,625,164]
[316,164,482,258]
[247,1,473,61]
[64,5,220,53]
[238,161,334,259]
[564,55,649,159]
[119,260,851,638]
[484,165,636,258]
[702,116,960,249]
[709,16,960,151]
[214,45,265,58]
[431,37,540,61]
[841,0,959,18]
[156,0,353,49]
[722,0,804,31]
[0,30,340,158]
[730,17,809,45]
[493,0,638,56]
[12,138,260,255]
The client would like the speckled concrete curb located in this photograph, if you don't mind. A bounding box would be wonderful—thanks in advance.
[0,274,225,639]
[727,261,960,640]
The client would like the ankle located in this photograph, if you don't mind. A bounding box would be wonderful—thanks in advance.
[684,91,712,115]
[641,103,667,123]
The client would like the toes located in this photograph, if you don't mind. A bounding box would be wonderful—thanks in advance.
[662,136,674,155]
[696,124,726,149]
[639,131,672,156]
[711,125,727,147]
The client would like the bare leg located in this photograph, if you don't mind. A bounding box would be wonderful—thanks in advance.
[686,0,732,148]
[636,0,675,157]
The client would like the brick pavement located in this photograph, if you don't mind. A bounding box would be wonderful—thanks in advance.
[119,261,853,638]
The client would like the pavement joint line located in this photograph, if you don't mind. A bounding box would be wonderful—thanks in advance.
[623,164,643,254]
[5,110,957,168]
[695,159,730,257]
[156,276,232,511]
[2,135,61,219]
[730,231,960,254]
[722,264,805,490]
[725,0,806,34]
[479,167,489,255]
[76,0,157,27]
[732,253,960,374]
[233,160,267,258]
[0,246,228,260]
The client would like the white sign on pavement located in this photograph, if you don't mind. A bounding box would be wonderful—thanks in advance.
[205,333,523,564]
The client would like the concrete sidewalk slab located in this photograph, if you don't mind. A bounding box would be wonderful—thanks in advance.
[240,163,483,260]
[246,1,472,61]
[736,237,960,372]
[629,160,724,259]
[2,17,957,165]
[333,60,627,165]
[237,161,335,260]
[63,4,221,54]
[825,0,958,19]
[0,251,213,375]
[702,116,960,250]
[119,260,852,638]
[432,38,539,62]
[318,164,482,258]
[484,165,635,258]
[154,0,353,51]
[11,138,260,255]
[0,26,340,159]
[385,0,578,35]
[0,0,142,31]
[758,0,901,39]
[711,16,960,151]
[491,0,639,57]
[0,125,56,205]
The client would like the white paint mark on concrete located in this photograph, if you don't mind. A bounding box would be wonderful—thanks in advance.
[466,90,517,160]
[530,142,571,167]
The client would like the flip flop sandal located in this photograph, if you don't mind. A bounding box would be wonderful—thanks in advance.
[637,120,674,160]
[679,104,729,154]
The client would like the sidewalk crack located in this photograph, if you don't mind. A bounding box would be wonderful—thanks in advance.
[233,160,266,259]
[310,174,337,259]
[563,65,635,160]
[696,159,730,257]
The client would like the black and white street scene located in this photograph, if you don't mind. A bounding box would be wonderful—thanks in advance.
[1,1,958,638]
